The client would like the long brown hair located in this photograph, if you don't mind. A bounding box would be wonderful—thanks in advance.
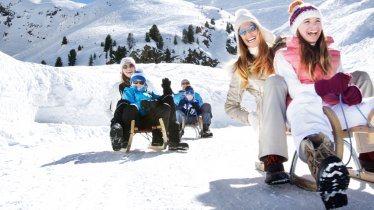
[297,30,331,81]
[234,24,274,89]
[118,68,131,94]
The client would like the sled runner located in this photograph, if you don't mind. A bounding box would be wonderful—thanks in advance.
[125,118,168,153]
[289,106,374,191]
[322,106,374,183]
[181,115,203,139]
[256,106,374,191]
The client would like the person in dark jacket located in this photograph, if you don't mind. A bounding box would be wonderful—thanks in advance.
[109,62,188,151]
[175,83,213,138]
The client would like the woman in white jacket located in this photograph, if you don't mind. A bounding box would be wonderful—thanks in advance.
[107,57,137,117]
[225,7,374,187]
[273,1,374,208]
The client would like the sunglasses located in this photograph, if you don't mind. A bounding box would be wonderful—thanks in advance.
[239,24,257,36]
[181,82,190,85]
[123,64,135,69]
[132,80,145,85]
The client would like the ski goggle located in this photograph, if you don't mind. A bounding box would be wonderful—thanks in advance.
[132,80,145,85]
[239,24,257,36]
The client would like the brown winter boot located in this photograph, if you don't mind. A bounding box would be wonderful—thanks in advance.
[301,133,350,209]
[359,152,374,172]
[262,155,289,185]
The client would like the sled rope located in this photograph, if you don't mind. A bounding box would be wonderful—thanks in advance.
[355,104,374,129]
[339,94,353,166]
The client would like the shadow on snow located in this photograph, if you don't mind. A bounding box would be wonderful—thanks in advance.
[41,150,171,167]
[196,177,374,210]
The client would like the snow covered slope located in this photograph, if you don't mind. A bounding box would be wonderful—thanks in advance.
[1,50,374,209]
[1,0,373,69]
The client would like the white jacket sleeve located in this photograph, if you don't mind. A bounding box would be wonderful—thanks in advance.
[273,52,316,99]
[106,82,121,118]
[224,72,252,125]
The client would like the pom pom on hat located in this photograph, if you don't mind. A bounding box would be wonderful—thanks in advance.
[288,0,304,14]
[130,70,146,84]
[288,0,322,35]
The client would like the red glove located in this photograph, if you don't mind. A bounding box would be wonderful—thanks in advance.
[314,72,352,96]
[342,85,362,106]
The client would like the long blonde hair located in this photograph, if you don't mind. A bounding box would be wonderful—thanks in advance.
[234,25,274,89]
[297,30,331,81]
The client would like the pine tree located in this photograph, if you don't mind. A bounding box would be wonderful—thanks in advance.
[149,24,161,42]
[145,32,150,42]
[77,45,82,51]
[88,55,94,66]
[127,33,136,49]
[61,36,68,45]
[156,35,163,50]
[226,22,233,33]
[164,48,172,63]
[173,35,178,45]
[182,29,188,44]
[112,45,127,64]
[149,24,163,50]
[55,57,63,67]
[187,25,195,43]
[104,34,112,52]
[210,18,215,25]
[41,60,47,65]
[68,49,77,66]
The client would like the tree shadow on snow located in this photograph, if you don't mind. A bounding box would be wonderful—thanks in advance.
[196,177,374,210]
[41,150,167,167]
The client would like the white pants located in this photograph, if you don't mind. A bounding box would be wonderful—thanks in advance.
[287,92,374,161]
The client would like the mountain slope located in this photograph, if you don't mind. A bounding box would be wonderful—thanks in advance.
[1,50,374,210]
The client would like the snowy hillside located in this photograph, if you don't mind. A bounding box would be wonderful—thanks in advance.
[1,0,374,209]
[1,50,374,209]
[0,0,235,66]
[1,0,373,69]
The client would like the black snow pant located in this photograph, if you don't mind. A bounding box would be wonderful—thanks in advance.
[200,103,213,126]
[159,95,181,144]
[121,102,171,144]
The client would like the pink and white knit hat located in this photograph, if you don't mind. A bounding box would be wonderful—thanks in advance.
[288,0,322,34]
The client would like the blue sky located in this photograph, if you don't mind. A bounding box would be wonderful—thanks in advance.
[73,0,94,3]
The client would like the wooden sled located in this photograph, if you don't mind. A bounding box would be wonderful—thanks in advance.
[289,106,374,191]
[256,106,374,191]
[323,106,374,183]
[181,116,203,139]
[125,118,168,153]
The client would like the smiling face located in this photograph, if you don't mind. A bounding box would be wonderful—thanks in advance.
[238,22,259,48]
[122,63,136,78]
[186,94,194,101]
[131,80,145,90]
[297,17,322,45]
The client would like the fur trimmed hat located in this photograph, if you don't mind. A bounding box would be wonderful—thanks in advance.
[288,0,322,35]
[234,9,275,53]
[119,57,136,71]
[130,70,146,84]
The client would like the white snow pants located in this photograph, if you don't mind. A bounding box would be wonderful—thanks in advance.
[287,92,374,162]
